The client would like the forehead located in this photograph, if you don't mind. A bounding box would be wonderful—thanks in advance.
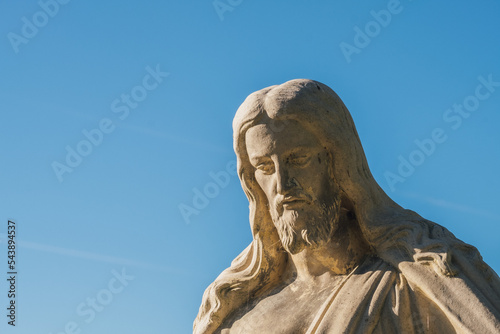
[245,119,321,157]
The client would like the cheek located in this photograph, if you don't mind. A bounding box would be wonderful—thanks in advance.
[300,162,330,197]
[254,172,274,199]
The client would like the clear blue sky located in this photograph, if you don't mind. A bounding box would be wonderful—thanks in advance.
[1,1,499,333]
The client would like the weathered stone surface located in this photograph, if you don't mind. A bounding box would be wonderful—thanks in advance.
[194,79,500,334]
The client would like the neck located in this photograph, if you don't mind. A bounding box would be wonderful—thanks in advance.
[287,212,370,283]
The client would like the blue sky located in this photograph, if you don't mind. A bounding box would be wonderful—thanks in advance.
[1,0,499,333]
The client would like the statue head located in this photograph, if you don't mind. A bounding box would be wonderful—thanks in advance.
[194,79,456,334]
[233,79,393,251]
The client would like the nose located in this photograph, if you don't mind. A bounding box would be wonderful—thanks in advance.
[275,164,295,194]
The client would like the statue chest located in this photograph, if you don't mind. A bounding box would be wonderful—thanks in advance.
[219,278,344,334]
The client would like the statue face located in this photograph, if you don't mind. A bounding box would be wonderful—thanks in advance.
[245,119,340,253]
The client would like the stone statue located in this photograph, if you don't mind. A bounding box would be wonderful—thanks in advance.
[194,79,500,333]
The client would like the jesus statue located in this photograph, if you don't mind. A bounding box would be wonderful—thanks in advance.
[194,79,500,334]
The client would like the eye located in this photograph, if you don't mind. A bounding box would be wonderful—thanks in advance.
[289,154,311,167]
[256,161,275,175]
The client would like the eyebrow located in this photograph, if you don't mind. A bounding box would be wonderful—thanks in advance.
[249,145,316,162]
[283,146,319,158]
[248,154,271,166]
[288,146,312,154]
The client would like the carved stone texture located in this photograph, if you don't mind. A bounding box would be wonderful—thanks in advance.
[194,79,500,334]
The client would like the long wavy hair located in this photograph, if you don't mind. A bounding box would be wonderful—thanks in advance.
[193,79,498,334]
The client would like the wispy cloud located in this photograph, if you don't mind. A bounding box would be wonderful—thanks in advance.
[116,123,229,153]
[399,191,500,222]
[0,236,183,274]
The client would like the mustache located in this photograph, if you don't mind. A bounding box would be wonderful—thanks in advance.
[274,192,313,212]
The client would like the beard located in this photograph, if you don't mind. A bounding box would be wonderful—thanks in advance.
[271,198,340,254]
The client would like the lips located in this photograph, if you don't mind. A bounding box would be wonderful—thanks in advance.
[279,196,311,210]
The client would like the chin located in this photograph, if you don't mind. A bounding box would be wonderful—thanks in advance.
[275,208,337,254]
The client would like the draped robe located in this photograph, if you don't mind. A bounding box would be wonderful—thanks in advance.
[220,252,500,334]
